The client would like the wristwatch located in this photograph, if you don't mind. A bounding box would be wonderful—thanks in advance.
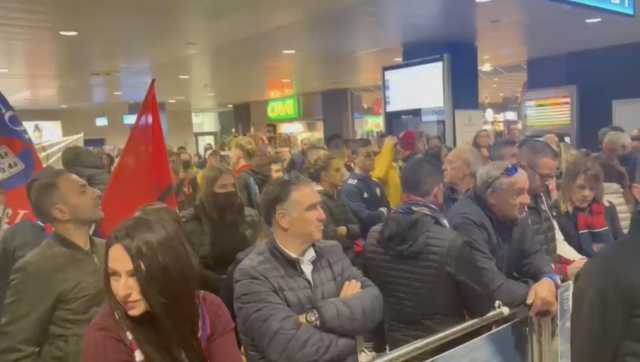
[304,309,320,327]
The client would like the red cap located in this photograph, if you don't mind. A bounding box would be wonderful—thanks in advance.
[399,130,417,153]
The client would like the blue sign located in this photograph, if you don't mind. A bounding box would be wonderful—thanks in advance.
[560,0,635,16]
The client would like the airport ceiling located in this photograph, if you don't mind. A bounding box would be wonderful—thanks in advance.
[0,0,639,111]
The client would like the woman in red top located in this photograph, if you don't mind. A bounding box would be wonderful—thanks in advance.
[82,205,242,362]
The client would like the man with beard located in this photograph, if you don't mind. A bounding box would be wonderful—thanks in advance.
[183,165,263,294]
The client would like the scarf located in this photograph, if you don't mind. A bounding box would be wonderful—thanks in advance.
[117,292,211,362]
[576,201,614,257]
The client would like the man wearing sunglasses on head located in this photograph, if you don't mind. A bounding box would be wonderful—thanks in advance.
[448,161,558,318]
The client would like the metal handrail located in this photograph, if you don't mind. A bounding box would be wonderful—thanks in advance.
[373,304,514,362]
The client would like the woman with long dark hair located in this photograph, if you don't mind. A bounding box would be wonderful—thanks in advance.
[82,205,242,362]
[183,165,262,294]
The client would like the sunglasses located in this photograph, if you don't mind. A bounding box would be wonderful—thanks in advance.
[485,164,519,191]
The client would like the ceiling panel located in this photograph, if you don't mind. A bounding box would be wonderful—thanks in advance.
[0,0,639,110]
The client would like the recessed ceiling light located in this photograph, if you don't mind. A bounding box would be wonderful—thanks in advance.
[493,78,498,81]
[483,55,490,60]
[0,68,8,73]
[394,57,402,62]
[282,79,292,83]
[500,93,505,97]
[60,104,68,108]
[585,17,603,23]
[282,49,296,54]
[479,63,494,72]
[113,91,122,95]
[58,30,79,36]
[476,0,492,3]
[227,104,233,108]
[207,92,216,96]
[179,75,190,79]
[493,84,497,88]
[168,99,176,103]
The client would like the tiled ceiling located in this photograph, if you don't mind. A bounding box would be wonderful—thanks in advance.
[0,0,639,110]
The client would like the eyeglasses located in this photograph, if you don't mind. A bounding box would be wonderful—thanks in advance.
[485,164,519,192]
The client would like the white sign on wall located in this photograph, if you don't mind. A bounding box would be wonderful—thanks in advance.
[454,110,484,147]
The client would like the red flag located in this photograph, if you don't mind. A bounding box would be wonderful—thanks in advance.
[100,80,177,236]
[0,91,43,226]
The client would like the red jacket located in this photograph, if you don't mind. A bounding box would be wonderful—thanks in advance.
[82,292,242,362]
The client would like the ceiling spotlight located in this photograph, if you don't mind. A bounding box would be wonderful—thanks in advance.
[227,104,233,108]
[168,99,177,103]
[493,84,497,88]
[585,17,603,23]
[207,92,216,96]
[113,91,122,95]
[60,104,68,108]
[179,75,190,79]
[0,68,8,73]
[394,57,402,62]
[476,0,492,3]
[281,79,292,83]
[493,78,499,81]
[479,63,494,72]
[58,30,79,36]
[282,49,296,54]
[500,93,505,97]
[483,55,490,60]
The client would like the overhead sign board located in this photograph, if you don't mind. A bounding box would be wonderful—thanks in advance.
[267,96,300,122]
[557,0,635,16]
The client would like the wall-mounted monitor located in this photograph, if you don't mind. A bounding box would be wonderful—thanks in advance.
[554,0,635,16]
[382,55,452,145]
[95,116,109,127]
[383,59,445,113]
[122,114,137,125]
[523,85,579,144]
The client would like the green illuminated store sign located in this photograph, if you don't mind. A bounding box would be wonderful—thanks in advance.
[267,96,300,122]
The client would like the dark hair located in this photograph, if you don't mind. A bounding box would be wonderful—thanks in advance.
[517,139,559,166]
[472,129,491,150]
[106,205,206,362]
[197,165,235,221]
[401,156,443,198]
[259,177,312,227]
[326,134,344,151]
[559,155,604,213]
[306,153,336,183]
[490,139,518,161]
[350,138,373,157]
[28,168,70,223]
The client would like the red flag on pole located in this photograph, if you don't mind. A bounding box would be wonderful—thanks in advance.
[100,80,176,236]
[0,91,43,226]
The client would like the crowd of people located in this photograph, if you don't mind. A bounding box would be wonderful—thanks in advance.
[0,125,639,362]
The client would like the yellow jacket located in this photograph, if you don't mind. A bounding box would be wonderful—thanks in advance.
[372,138,402,208]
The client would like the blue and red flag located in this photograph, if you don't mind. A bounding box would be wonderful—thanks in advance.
[0,92,43,225]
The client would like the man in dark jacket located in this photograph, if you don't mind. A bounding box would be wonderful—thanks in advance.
[61,146,110,192]
[0,168,105,361]
[341,144,390,238]
[234,178,383,362]
[0,220,46,318]
[365,156,466,349]
[572,197,640,362]
[448,161,558,317]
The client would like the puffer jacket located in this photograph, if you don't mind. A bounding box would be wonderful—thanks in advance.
[234,239,383,362]
[364,203,465,349]
[61,146,110,192]
[525,191,557,258]
[603,182,632,233]
[318,188,361,258]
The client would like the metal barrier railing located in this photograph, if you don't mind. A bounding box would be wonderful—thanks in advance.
[373,303,514,362]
